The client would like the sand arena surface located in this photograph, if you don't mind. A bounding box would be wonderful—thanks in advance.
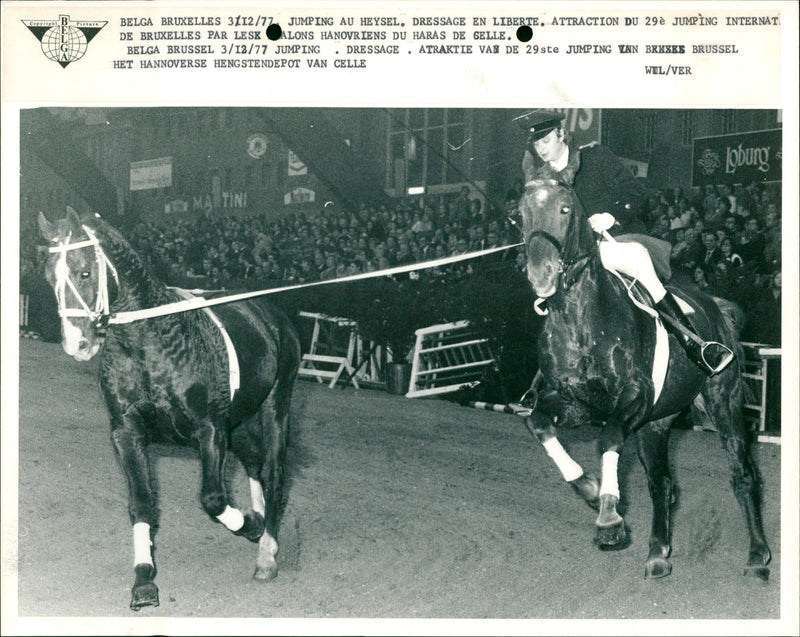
[11,337,782,631]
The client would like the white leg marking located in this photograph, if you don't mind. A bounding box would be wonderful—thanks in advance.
[255,531,279,580]
[249,477,266,517]
[133,522,153,567]
[541,437,584,482]
[259,531,278,557]
[216,505,245,532]
[599,451,620,499]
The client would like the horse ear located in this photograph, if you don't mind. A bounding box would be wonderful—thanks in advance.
[38,211,57,241]
[66,206,83,232]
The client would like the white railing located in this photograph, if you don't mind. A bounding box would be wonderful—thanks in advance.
[740,342,781,443]
[406,320,496,398]
[296,311,385,389]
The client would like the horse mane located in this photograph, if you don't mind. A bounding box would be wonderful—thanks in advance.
[81,213,174,308]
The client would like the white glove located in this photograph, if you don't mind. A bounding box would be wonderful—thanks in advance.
[588,212,617,233]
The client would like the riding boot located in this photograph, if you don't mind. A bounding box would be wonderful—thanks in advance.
[655,293,734,376]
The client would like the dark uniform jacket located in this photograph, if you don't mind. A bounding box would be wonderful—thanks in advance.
[523,141,671,277]
[570,143,647,236]
[524,141,646,235]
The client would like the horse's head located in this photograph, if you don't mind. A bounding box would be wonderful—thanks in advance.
[519,179,593,299]
[38,207,117,361]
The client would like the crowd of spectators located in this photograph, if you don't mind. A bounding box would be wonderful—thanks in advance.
[20,180,783,346]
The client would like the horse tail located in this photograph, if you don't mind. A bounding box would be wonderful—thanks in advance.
[710,295,746,371]
[706,295,759,410]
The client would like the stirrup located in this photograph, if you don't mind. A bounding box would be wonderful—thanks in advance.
[699,341,735,375]
[509,387,538,417]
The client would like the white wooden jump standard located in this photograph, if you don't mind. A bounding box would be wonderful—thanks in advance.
[406,320,496,398]
[297,311,359,389]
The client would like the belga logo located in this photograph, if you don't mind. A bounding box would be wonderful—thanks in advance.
[22,15,107,68]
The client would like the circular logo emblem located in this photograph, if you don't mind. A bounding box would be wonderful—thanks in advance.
[697,148,721,176]
[41,25,88,66]
[247,133,268,159]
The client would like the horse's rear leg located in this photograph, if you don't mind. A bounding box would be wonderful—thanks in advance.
[703,374,771,580]
[636,418,677,579]
[233,382,293,582]
[254,383,293,582]
[197,423,264,541]
[111,406,160,611]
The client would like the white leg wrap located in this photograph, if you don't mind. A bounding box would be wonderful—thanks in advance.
[541,437,584,482]
[249,478,266,517]
[216,505,245,532]
[599,451,620,499]
[133,522,153,567]
[260,531,278,557]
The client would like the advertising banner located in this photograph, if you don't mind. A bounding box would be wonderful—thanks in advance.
[129,156,172,191]
[692,128,782,186]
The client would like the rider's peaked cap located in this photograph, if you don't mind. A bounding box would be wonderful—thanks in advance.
[513,110,565,142]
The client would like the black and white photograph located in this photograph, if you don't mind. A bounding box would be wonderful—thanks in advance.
[2,3,798,637]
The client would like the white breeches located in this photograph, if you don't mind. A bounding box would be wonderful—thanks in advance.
[598,240,667,303]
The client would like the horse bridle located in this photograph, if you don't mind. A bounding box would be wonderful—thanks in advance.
[525,204,595,290]
[524,190,596,312]
[48,225,118,328]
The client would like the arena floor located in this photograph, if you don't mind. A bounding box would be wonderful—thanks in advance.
[8,337,788,633]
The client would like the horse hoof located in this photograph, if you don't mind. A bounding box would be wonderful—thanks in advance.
[130,582,160,610]
[235,510,265,543]
[743,565,770,582]
[645,557,672,579]
[595,522,629,551]
[253,562,279,583]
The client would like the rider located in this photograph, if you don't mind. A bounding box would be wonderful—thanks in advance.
[514,110,733,375]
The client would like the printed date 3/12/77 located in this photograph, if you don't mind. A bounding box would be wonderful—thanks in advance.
[221,43,270,55]
[227,15,272,27]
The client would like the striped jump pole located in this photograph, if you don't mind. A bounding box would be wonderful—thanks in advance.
[467,400,519,415]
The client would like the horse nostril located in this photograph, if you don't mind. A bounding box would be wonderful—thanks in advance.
[78,339,90,352]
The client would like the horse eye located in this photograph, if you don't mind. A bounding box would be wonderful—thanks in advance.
[560,206,571,215]
[80,271,91,279]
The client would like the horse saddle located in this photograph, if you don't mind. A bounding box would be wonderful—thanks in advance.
[608,271,699,404]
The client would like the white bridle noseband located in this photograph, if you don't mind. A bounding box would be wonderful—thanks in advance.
[48,225,118,324]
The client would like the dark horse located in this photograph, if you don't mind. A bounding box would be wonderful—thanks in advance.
[38,208,301,610]
[518,180,771,580]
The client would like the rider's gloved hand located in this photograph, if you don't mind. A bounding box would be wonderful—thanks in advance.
[588,212,617,234]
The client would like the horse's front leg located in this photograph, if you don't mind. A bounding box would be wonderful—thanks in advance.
[196,423,264,542]
[528,413,600,510]
[594,383,653,551]
[594,425,630,551]
[110,404,160,611]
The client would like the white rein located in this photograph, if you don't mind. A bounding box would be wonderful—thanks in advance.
[49,228,523,326]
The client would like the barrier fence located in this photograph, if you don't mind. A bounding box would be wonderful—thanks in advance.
[406,321,496,398]
[740,342,782,443]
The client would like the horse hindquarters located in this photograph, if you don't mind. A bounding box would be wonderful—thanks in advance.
[701,370,771,580]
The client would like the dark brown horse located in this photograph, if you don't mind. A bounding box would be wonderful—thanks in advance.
[518,180,771,580]
[38,208,301,609]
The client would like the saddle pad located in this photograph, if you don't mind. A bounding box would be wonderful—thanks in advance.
[652,317,669,404]
[605,271,676,405]
[169,287,240,400]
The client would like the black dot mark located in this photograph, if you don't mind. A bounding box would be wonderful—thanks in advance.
[516,25,533,42]
[266,23,282,40]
